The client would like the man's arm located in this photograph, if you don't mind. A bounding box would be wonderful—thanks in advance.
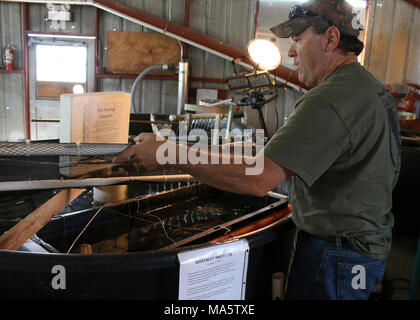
[113,133,293,197]
[174,149,292,196]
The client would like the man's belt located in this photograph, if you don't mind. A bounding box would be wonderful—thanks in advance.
[300,230,348,245]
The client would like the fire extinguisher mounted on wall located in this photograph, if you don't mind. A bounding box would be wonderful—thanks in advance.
[3,44,15,71]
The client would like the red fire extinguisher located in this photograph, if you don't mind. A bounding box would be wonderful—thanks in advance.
[4,45,15,71]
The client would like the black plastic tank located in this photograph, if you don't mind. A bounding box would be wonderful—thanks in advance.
[0,184,295,300]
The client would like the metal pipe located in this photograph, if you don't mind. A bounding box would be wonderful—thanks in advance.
[0,142,130,156]
[0,174,196,191]
[177,60,188,115]
[94,7,99,92]
[22,3,30,140]
[4,0,93,4]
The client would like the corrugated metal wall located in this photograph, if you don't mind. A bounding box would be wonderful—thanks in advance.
[0,2,24,142]
[98,0,186,116]
[98,0,259,119]
[1,0,420,142]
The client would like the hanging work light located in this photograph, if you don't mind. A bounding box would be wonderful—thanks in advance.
[246,39,281,71]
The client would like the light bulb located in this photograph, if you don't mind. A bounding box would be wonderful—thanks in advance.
[247,39,281,71]
[73,84,84,94]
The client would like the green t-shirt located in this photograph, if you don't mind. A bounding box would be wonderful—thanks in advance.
[264,62,401,259]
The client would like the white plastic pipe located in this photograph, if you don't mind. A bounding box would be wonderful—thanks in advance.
[0,174,196,191]
[272,272,285,300]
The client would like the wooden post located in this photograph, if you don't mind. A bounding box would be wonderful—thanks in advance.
[0,188,85,251]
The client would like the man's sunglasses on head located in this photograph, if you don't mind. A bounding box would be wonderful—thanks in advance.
[288,5,335,27]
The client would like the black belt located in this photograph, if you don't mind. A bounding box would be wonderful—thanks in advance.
[300,230,348,244]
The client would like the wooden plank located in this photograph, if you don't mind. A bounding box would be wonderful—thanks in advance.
[361,1,375,67]
[101,10,123,68]
[106,31,180,75]
[37,81,86,99]
[0,188,85,251]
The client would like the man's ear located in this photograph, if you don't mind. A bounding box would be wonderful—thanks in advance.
[324,26,340,52]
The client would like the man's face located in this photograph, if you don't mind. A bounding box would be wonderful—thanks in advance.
[288,27,327,87]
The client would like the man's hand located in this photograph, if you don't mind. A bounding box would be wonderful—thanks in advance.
[112,133,167,170]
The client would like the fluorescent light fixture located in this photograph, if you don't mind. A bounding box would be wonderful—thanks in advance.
[247,39,281,71]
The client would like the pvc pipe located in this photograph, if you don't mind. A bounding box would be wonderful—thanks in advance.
[0,174,196,191]
[272,272,285,300]
[130,64,166,113]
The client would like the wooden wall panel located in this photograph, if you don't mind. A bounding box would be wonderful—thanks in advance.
[106,31,180,75]
[37,81,86,99]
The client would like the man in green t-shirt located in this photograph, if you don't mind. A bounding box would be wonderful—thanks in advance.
[264,0,401,299]
[114,0,401,300]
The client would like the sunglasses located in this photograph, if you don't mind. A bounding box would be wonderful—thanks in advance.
[289,5,335,27]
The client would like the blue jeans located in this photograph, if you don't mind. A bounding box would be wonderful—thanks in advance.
[285,230,386,300]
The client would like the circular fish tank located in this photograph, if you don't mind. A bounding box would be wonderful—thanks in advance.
[0,183,295,299]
